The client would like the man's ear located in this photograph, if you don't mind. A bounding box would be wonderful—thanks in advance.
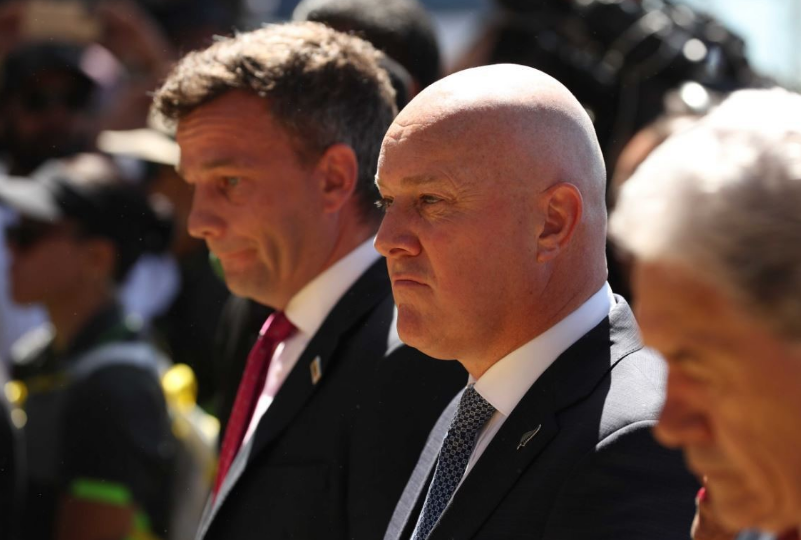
[536,182,583,263]
[315,143,359,214]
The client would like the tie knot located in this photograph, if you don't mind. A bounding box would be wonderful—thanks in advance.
[261,311,297,342]
[451,384,496,436]
[410,384,496,540]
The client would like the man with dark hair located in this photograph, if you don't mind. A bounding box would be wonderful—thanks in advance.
[153,22,462,540]
[292,0,441,94]
[155,22,394,226]
[213,0,435,432]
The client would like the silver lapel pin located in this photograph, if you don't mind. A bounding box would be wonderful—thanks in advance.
[517,424,542,450]
[310,356,323,385]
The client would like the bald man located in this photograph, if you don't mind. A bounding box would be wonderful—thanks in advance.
[376,64,698,540]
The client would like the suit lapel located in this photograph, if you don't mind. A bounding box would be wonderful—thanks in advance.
[247,259,391,465]
[197,434,256,539]
[429,298,642,540]
[198,259,392,538]
[384,390,463,540]
[429,386,558,540]
[194,495,213,540]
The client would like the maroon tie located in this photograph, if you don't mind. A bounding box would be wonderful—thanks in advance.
[213,311,297,496]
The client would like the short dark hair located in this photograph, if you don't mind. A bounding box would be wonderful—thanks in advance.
[294,0,441,89]
[152,22,398,222]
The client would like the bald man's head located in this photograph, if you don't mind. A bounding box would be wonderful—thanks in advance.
[396,65,604,207]
[375,64,608,373]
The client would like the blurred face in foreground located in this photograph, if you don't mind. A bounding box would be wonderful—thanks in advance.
[635,261,801,533]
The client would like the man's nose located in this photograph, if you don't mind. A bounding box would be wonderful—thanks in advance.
[374,205,422,258]
[653,371,714,449]
[187,186,224,241]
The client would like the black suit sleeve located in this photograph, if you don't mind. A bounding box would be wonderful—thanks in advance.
[542,420,699,540]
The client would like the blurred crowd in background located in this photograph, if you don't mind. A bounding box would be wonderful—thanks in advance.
[0,0,792,538]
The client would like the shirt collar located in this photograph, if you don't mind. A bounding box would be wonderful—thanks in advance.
[473,283,615,416]
[284,237,381,339]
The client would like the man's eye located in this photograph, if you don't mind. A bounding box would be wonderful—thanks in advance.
[222,176,241,188]
[375,197,393,212]
[420,194,442,204]
[668,349,699,365]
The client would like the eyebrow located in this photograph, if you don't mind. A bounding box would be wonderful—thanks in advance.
[693,332,737,351]
[667,329,735,356]
[177,158,243,178]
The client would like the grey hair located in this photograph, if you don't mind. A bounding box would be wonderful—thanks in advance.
[610,88,801,340]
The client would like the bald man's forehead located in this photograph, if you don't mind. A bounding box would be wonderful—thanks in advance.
[385,111,468,148]
[387,102,554,175]
[401,64,579,119]
[382,112,494,174]
[395,94,584,152]
[397,64,598,153]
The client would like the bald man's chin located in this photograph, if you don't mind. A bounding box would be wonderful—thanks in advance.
[396,308,456,361]
[397,309,432,351]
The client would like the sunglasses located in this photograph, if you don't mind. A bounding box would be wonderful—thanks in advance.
[4,220,78,252]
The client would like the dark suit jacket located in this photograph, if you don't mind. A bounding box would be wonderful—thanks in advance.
[198,259,465,540]
[386,296,699,540]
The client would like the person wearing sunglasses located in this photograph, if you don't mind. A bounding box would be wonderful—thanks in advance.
[0,41,119,367]
[0,154,177,540]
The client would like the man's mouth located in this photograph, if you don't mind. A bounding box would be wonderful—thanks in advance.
[214,248,255,264]
[390,273,428,287]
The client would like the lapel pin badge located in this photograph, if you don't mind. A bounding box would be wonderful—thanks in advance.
[517,424,542,450]
[310,356,323,385]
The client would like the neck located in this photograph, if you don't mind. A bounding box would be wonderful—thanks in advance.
[462,268,606,380]
[322,219,376,271]
[46,286,114,353]
[263,212,378,312]
[324,202,380,269]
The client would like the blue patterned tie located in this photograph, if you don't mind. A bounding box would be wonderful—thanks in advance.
[411,384,497,540]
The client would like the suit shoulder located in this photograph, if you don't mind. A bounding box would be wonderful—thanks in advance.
[598,346,668,437]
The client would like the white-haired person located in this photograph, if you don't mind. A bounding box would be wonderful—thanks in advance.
[610,87,801,540]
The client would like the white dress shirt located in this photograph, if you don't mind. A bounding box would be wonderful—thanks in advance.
[242,238,381,444]
[460,283,615,484]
